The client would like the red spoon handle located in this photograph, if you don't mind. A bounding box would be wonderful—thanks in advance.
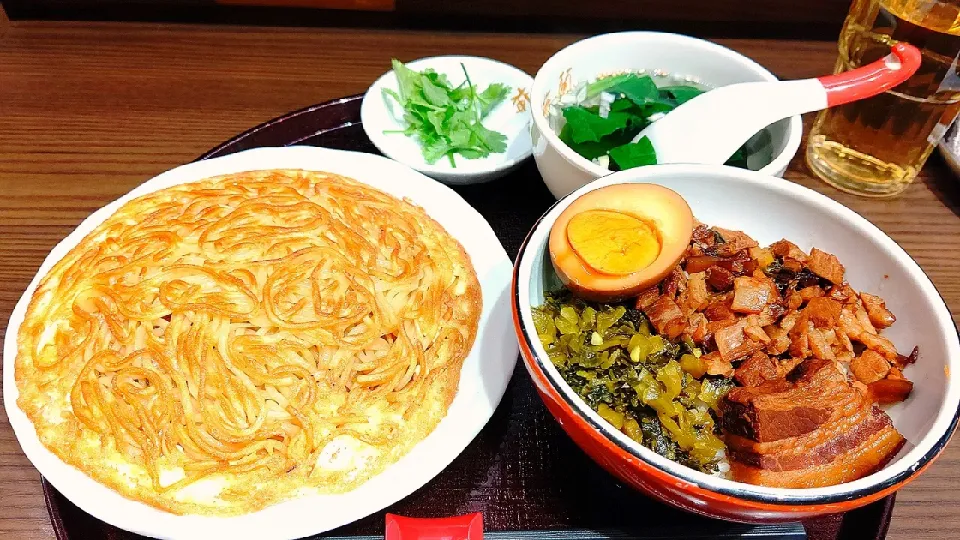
[818,43,922,107]
[385,513,484,540]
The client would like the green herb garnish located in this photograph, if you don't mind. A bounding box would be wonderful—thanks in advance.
[558,73,755,171]
[382,59,511,167]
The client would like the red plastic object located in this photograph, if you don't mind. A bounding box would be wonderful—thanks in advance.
[818,42,922,107]
[385,513,483,540]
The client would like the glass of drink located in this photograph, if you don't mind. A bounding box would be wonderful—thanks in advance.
[806,0,960,197]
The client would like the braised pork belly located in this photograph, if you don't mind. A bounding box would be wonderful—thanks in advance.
[632,223,913,487]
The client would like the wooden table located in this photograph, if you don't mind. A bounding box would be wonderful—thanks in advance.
[1,18,958,540]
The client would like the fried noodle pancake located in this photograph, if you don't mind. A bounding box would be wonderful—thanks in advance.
[15,169,482,515]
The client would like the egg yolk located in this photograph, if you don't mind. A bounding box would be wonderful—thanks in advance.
[566,210,660,275]
[547,183,695,302]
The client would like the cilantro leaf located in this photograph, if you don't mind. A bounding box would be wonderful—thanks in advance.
[425,109,448,136]
[477,83,511,118]
[391,58,421,101]
[448,125,473,148]
[423,137,452,165]
[381,59,513,166]
[472,123,508,153]
[609,137,657,170]
[457,148,487,159]
[424,70,452,89]
[479,83,510,102]
[422,79,452,107]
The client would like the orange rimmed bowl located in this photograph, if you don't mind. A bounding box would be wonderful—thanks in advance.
[511,164,960,522]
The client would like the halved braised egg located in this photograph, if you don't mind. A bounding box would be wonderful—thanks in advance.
[548,183,694,301]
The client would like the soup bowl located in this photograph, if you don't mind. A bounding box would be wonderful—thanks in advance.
[511,164,960,522]
[530,31,803,199]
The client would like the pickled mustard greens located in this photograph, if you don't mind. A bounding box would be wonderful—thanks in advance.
[532,289,733,473]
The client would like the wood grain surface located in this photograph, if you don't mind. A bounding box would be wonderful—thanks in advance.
[1,20,958,540]
[0,0,849,40]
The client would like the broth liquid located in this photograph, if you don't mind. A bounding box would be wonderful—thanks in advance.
[807,0,960,196]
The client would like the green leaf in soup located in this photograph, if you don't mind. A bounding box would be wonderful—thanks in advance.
[561,106,631,144]
[586,73,637,98]
[564,139,625,160]
[561,125,640,160]
[609,136,658,170]
[609,97,638,113]
[607,76,660,107]
[609,95,674,121]
[659,85,704,105]
[642,98,677,116]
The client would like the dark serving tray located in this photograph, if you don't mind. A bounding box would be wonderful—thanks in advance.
[41,94,896,540]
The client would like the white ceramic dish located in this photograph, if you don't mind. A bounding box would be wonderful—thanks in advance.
[513,164,960,520]
[361,55,534,185]
[529,32,804,200]
[3,147,518,540]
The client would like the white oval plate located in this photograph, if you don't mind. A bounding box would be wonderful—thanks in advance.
[361,56,534,185]
[2,146,518,540]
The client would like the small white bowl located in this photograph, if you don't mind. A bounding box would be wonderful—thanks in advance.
[361,55,534,185]
[529,32,804,199]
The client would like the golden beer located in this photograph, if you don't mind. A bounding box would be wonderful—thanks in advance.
[807,0,960,197]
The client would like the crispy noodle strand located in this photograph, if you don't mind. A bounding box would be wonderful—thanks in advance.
[15,169,481,515]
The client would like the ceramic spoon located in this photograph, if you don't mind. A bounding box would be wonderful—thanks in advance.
[636,43,923,166]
